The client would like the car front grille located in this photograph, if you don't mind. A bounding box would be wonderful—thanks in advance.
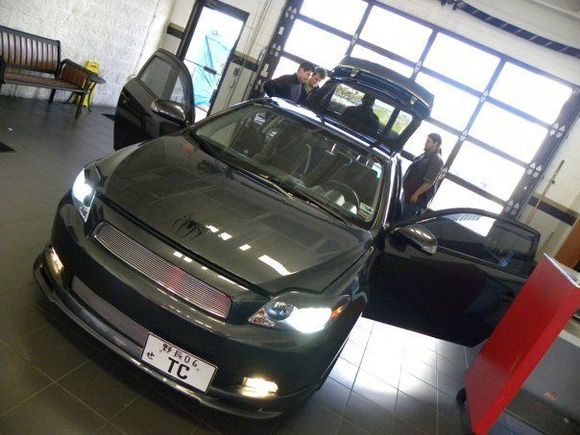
[93,222,231,319]
[71,276,149,346]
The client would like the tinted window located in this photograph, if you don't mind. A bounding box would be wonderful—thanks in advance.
[419,212,535,274]
[327,83,412,139]
[193,105,387,225]
[139,57,188,105]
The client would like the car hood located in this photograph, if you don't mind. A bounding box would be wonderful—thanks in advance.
[97,136,373,295]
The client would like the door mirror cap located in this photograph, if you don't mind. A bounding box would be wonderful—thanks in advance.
[392,224,437,255]
[151,99,188,126]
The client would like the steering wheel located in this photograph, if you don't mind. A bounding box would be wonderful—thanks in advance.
[322,180,360,208]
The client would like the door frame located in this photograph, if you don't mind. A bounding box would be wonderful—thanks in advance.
[177,0,249,116]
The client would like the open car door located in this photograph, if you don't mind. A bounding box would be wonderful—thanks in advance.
[114,49,194,150]
[364,208,539,346]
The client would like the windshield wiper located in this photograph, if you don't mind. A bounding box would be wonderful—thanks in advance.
[229,164,293,198]
[279,185,351,226]
[189,132,221,160]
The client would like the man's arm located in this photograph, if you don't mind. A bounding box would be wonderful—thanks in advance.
[263,75,289,98]
[409,181,435,204]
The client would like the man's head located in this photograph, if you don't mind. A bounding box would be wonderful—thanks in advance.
[424,133,442,153]
[307,67,327,87]
[296,61,315,83]
[362,93,376,107]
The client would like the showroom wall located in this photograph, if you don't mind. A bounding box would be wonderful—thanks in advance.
[0,0,174,106]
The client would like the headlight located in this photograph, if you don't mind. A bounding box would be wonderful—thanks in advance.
[72,167,99,221]
[249,292,349,334]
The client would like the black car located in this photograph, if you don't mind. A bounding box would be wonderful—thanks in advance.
[34,52,539,418]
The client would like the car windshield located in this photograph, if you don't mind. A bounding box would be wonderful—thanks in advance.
[191,104,386,225]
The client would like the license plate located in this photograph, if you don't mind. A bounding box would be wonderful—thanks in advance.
[141,334,217,392]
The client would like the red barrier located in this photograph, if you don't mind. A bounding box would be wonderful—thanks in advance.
[462,255,580,434]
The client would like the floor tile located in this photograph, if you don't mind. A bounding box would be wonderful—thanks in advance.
[312,377,351,416]
[0,244,44,293]
[359,347,402,388]
[337,416,370,435]
[0,284,53,343]
[110,389,203,435]
[353,370,397,413]
[0,215,52,254]
[398,372,437,410]
[437,390,463,421]
[343,391,394,434]
[437,413,465,435]
[11,314,100,380]
[58,353,149,419]
[0,343,52,416]
[436,370,465,398]
[402,359,437,388]
[393,417,428,435]
[329,357,358,390]
[276,399,341,435]
[395,391,436,434]
[340,340,366,366]
[0,384,106,434]
[348,325,372,346]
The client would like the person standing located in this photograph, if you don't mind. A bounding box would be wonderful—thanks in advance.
[400,133,444,220]
[299,67,327,107]
[263,61,315,103]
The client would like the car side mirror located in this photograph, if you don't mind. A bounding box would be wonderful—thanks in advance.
[151,99,188,126]
[392,224,437,255]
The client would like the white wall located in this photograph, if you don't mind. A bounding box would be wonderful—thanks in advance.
[0,0,174,106]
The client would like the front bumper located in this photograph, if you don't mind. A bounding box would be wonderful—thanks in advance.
[33,196,352,418]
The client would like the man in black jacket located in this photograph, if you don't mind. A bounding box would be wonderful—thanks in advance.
[263,61,315,102]
[400,133,444,220]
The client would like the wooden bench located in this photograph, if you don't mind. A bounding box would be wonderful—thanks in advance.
[0,25,105,119]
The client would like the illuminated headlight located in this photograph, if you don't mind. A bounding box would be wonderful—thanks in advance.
[240,377,279,398]
[47,246,64,282]
[72,167,98,221]
[249,292,349,334]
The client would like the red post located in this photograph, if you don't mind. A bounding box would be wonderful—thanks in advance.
[463,255,580,434]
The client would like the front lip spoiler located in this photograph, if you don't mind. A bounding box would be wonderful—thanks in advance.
[33,253,291,420]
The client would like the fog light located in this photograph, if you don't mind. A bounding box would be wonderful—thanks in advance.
[47,246,64,279]
[241,377,279,398]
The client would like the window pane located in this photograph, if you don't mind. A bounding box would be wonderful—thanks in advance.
[300,0,367,34]
[490,63,573,124]
[351,45,414,77]
[450,142,525,200]
[469,103,548,163]
[404,121,457,161]
[360,6,432,62]
[424,33,499,91]
[272,56,299,78]
[420,212,535,274]
[430,179,503,214]
[416,73,479,131]
[285,20,350,69]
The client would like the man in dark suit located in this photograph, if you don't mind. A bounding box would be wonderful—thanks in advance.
[263,61,315,103]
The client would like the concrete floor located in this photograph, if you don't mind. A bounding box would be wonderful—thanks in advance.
[0,96,566,434]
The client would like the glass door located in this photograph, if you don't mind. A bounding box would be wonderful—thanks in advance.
[178,1,247,121]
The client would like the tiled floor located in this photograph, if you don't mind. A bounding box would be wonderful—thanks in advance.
[0,97,572,434]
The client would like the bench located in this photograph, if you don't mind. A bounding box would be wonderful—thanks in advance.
[0,25,105,119]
